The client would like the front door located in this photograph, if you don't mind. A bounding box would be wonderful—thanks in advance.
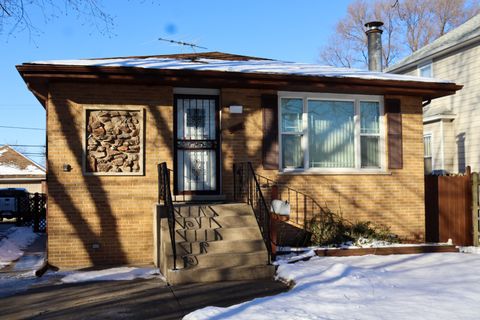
[174,95,220,194]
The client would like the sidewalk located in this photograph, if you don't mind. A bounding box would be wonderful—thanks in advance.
[0,278,289,320]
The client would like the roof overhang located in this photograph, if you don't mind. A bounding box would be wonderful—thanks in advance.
[387,34,480,73]
[17,63,463,108]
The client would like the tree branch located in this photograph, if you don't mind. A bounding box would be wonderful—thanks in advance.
[0,3,11,16]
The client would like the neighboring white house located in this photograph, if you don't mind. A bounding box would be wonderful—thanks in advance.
[0,145,46,193]
[387,14,480,174]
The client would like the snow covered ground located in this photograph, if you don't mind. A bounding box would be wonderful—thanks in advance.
[185,252,480,320]
[1,227,162,297]
[60,266,162,283]
[0,266,163,298]
[0,227,39,269]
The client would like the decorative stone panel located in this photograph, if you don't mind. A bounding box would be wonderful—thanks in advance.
[84,109,144,175]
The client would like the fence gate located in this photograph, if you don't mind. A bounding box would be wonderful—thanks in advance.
[425,169,477,246]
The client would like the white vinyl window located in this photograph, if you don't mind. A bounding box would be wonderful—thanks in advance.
[418,62,433,78]
[424,134,433,174]
[279,92,385,173]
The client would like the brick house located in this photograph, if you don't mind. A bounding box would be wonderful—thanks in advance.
[17,52,460,283]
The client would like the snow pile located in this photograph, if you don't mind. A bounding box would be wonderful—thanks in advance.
[0,227,39,269]
[61,267,161,283]
[278,240,452,254]
[274,250,316,266]
[185,253,480,320]
[0,163,44,175]
[459,246,480,254]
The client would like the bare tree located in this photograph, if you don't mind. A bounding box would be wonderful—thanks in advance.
[320,0,480,69]
[0,0,114,40]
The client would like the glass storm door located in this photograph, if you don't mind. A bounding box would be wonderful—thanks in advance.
[175,95,219,194]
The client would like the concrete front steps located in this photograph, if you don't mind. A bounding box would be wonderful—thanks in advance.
[159,203,275,285]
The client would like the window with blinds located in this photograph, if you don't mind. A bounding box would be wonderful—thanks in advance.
[279,93,384,172]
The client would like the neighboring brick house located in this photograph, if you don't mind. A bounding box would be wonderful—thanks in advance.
[387,14,480,174]
[17,52,460,277]
[0,145,46,193]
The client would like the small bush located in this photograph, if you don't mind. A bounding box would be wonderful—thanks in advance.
[307,208,398,247]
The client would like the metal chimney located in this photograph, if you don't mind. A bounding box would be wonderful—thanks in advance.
[365,21,384,72]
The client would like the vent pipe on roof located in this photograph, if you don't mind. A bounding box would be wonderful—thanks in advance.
[365,21,384,72]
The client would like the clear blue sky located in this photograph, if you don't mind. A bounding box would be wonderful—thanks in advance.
[0,0,353,165]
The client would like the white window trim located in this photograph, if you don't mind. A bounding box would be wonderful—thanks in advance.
[278,92,386,174]
[423,132,434,173]
[418,61,433,78]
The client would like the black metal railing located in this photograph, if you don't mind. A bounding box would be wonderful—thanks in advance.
[233,162,324,247]
[233,162,272,263]
[254,174,323,230]
[158,162,178,270]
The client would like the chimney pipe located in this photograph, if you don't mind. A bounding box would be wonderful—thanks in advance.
[365,21,384,72]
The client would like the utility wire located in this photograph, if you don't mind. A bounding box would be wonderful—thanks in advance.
[0,125,45,131]
[7,144,46,147]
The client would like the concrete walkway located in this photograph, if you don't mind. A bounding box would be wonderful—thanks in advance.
[0,278,289,320]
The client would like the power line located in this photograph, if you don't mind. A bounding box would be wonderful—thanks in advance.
[0,125,45,131]
[8,144,46,147]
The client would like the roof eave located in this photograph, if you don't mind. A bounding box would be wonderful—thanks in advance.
[388,34,480,73]
[17,63,462,102]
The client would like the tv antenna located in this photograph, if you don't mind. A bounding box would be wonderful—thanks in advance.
[158,37,207,52]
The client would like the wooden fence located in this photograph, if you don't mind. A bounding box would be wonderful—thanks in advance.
[425,167,480,246]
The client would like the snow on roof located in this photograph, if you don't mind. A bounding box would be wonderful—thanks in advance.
[0,145,45,176]
[388,13,480,72]
[29,55,454,84]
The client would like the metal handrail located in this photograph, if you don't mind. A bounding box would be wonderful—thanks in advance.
[253,172,323,229]
[234,162,325,249]
[233,162,272,263]
[158,162,177,270]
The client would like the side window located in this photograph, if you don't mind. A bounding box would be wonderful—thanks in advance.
[418,63,433,78]
[423,134,433,174]
[280,98,304,169]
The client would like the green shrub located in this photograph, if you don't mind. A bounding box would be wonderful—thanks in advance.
[306,208,398,247]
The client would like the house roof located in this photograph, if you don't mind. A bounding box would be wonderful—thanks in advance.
[0,145,45,179]
[387,14,480,73]
[17,51,462,104]
[25,51,454,84]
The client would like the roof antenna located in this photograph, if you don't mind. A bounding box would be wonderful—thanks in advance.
[158,37,207,53]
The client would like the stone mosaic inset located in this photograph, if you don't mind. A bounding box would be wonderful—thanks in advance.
[85,110,143,174]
